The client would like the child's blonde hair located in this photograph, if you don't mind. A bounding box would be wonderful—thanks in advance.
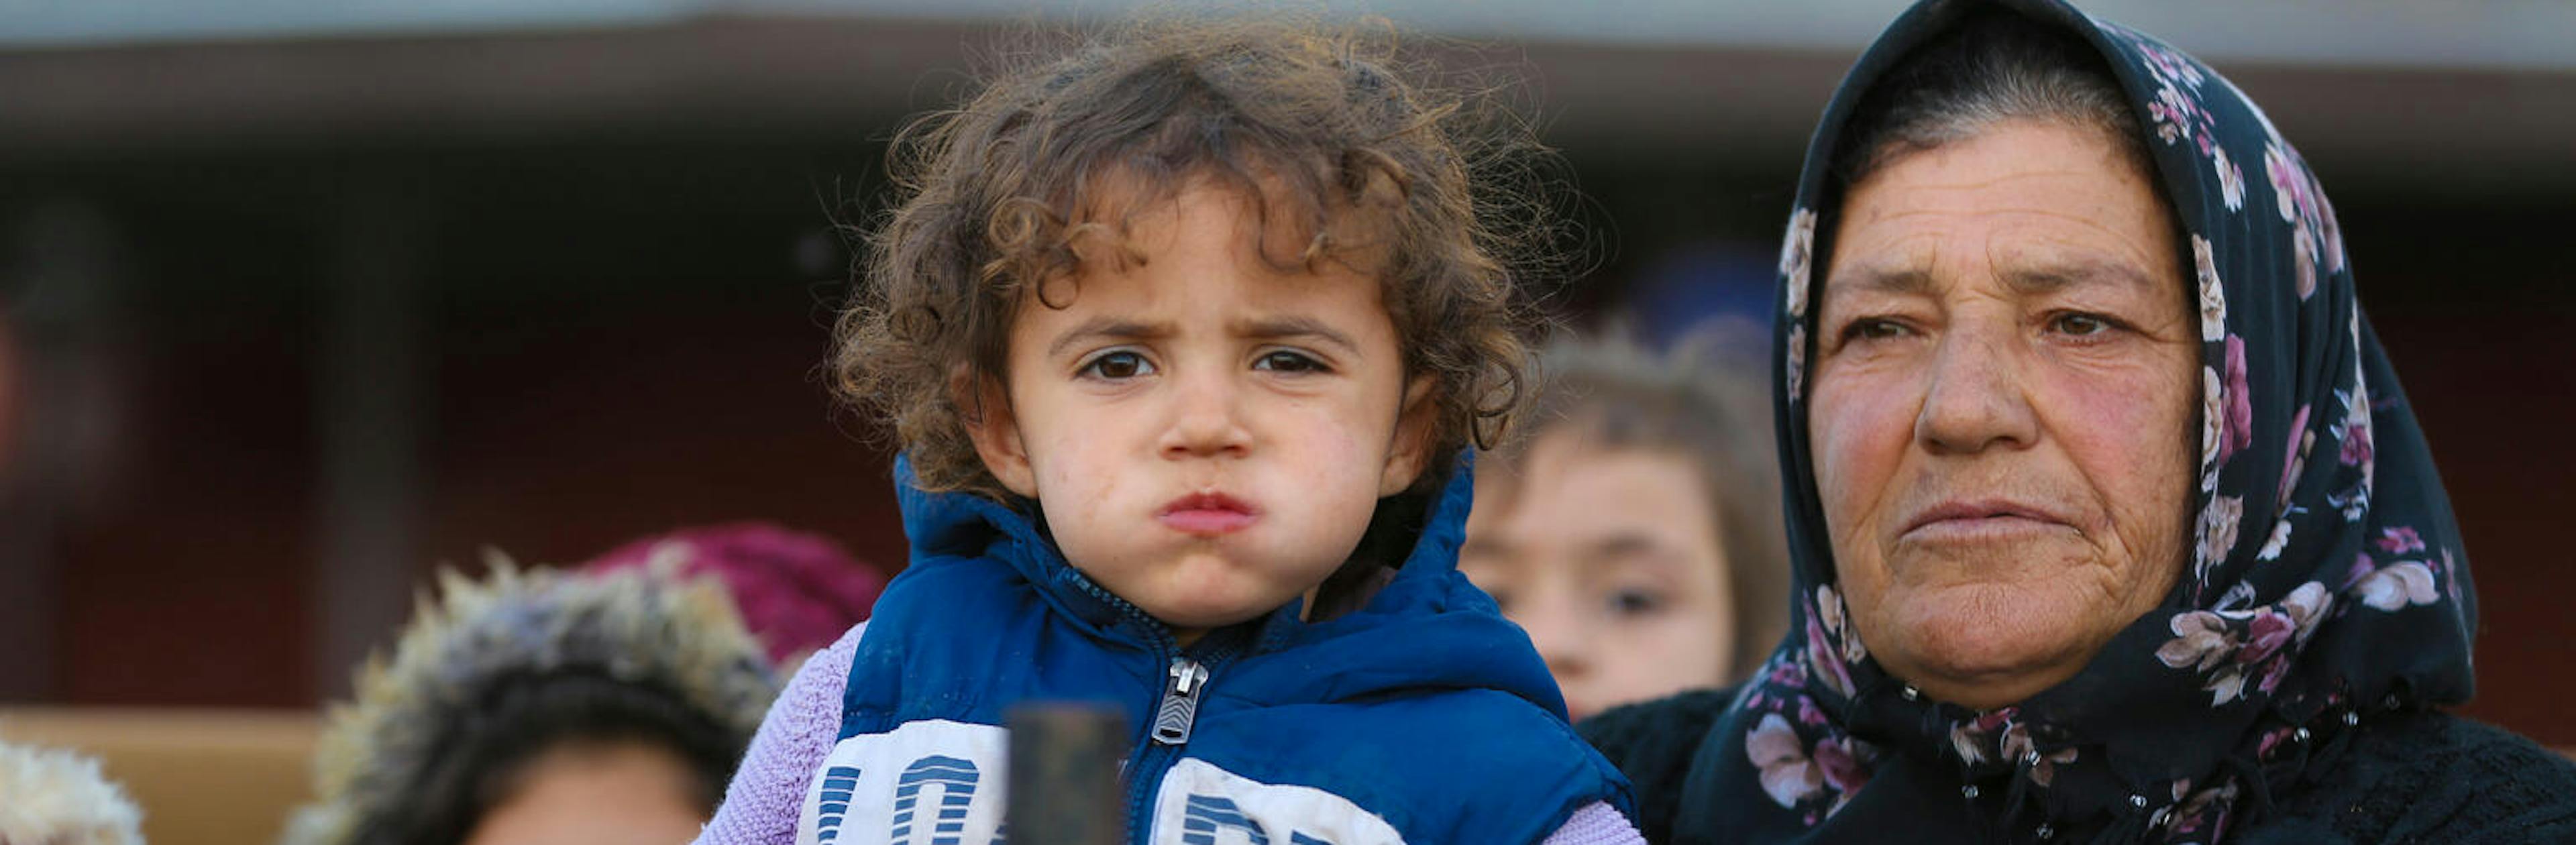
[833,15,1556,497]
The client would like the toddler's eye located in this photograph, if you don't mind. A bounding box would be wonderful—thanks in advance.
[1252,350,1328,374]
[1079,351,1155,380]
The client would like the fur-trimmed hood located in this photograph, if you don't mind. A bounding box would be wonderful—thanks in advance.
[279,560,779,845]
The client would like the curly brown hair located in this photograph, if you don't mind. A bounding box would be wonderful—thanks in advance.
[831,14,1556,498]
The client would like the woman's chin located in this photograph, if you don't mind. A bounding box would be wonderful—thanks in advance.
[1878,594,2106,707]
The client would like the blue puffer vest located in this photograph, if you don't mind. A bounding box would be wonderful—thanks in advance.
[793,457,1633,845]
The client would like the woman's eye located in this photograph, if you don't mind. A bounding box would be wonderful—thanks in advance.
[2049,313,2118,338]
[1840,317,1911,343]
[1253,350,1328,374]
[1608,588,1665,618]
[1079,351,1154,380]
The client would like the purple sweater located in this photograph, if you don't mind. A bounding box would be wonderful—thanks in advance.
[694,623,1644,845]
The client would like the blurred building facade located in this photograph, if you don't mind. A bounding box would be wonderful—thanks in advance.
[1,0,2570,742]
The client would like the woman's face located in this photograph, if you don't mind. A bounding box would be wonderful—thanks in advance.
[1462,431,1735,722]
[1807,119,2198,710]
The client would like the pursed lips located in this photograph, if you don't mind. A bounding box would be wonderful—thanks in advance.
[1157,491,1261,536]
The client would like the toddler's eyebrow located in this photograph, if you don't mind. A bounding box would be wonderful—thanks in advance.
[1044,316,1361,357]
[1232,317,1359,355]
[1047,317,1171,358]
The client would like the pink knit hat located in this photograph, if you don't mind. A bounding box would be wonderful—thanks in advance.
[585,522,886,664]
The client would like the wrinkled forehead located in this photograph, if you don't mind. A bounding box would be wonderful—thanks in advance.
[1816,121,2186,308]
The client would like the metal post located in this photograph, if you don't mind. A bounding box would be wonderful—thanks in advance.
[312,185,428,701]
[1004,701,1129,845]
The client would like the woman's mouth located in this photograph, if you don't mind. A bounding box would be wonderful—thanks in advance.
[1157,492,1260,536]
[1898,498,2074,544]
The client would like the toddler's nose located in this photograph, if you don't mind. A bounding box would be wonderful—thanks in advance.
[1159,374,1252,459]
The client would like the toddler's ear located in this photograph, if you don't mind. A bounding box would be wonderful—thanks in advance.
[957,368,1040,498]
[1377,374,1439,497]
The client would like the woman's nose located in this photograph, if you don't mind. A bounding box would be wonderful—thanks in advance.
[1913,322,2040,454]
[1159,370,1252,459]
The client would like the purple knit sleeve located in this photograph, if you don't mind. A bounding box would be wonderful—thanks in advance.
[692,622,865,845]
[1540,801,1647,845]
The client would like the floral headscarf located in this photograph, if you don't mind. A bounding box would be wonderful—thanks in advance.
[1700,1,2477,842]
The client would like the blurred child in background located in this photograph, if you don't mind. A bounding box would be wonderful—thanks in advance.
[1462,331,1789,721]
[282,561,778,845]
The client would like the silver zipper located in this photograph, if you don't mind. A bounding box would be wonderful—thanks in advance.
[1150,657,1211,746]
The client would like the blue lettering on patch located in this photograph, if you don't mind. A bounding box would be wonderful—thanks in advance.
[812,766,863,844]
[1180,794,1269,845]
[892,755,981,845]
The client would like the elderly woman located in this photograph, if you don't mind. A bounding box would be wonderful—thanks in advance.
[1580,1,2576,842]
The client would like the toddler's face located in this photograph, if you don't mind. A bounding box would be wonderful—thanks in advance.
[965,178,1430,640]
[1461,432,1737,722]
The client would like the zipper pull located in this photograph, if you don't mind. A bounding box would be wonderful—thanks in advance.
[1151,657,1211,746]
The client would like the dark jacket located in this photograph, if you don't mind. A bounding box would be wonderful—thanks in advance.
[1581,689,2576,844]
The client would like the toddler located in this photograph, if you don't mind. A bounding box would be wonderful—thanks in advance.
[694,15,1640,845]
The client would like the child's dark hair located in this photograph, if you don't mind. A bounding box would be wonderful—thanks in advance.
[376,671,743,845]
[834,14,1552,497]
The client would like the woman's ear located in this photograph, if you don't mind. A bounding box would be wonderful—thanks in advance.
[1378,374,1440,497]
[957,368,1039,498]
